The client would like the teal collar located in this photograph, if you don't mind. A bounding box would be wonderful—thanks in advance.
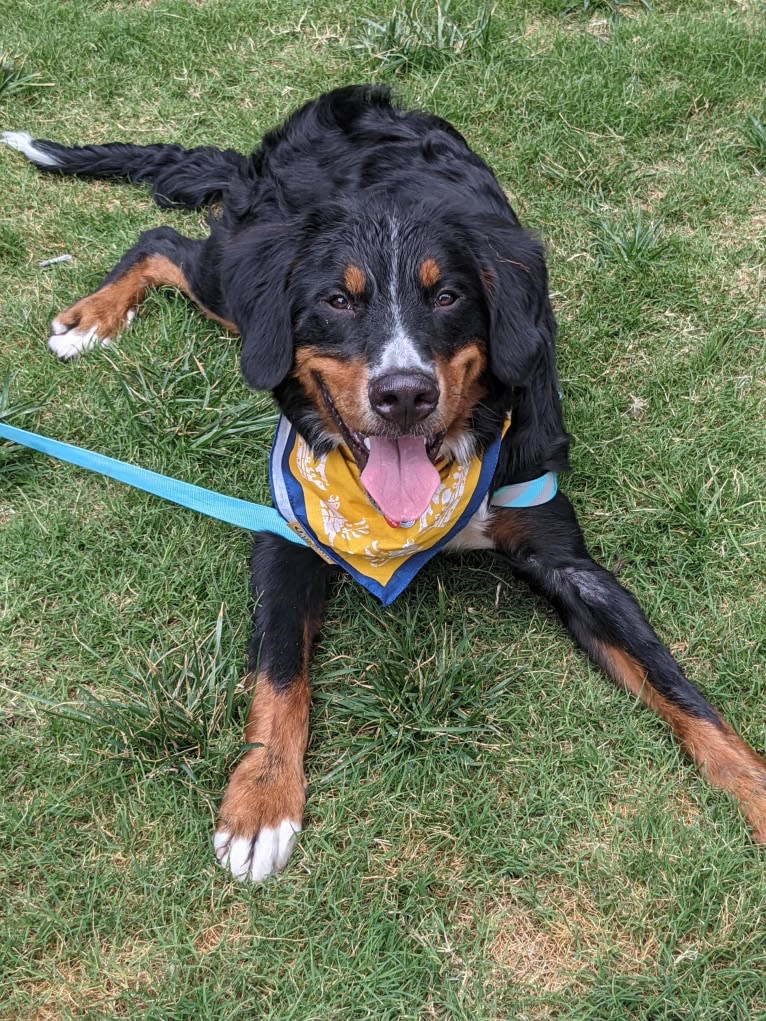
[491,472,558,508]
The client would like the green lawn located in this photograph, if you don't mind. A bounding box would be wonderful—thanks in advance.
[1,1,765,1018]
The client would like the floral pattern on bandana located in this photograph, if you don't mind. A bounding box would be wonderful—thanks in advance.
[269,415,510,605]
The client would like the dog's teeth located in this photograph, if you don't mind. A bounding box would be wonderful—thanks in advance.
[363,437,371,450]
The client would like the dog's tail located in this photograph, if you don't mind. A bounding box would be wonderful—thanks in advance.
[2,131,248,210]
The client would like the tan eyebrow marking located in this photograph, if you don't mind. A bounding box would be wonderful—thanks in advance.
[343,264,366,295]
[419,257,441,288]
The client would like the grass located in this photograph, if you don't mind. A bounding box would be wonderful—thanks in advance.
[568,0,653,18]
[1,0,765,1018]
[351,2,494,73]
[741,114,766,169]
[589,206,669,267]
[0,54,51,100]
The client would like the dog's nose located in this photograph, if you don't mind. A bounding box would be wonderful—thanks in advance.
[368,371,440,429]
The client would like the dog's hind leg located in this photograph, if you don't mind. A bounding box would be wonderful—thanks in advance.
[487,494,766,843]
[48,226,235,359]
[215,533,335,882]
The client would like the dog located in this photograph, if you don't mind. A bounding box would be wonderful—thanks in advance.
[4,85,765,881]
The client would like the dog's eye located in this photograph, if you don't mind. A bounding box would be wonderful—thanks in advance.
[435,291,457,308]
[328,294,351,311]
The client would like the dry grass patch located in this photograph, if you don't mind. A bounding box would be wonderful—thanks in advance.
[710,210,766,252]
[485,881,661,997]
[20,942,160,1021]
[192,901,252,956]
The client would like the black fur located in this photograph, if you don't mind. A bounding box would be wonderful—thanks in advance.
[26,84,568,475]
[30,138,248,209]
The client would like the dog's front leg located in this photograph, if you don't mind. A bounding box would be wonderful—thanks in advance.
[487,493,766,842]
[215,533,334,881]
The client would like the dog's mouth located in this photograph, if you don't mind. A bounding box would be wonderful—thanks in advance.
[319,382,444,525]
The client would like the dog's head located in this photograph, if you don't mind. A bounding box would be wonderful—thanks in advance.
[227,203,558,522]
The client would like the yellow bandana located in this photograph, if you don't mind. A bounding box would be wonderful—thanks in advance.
[270,415,510,604]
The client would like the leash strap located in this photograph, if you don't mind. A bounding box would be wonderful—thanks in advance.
[0,420,307,545]
[1,420,558,549]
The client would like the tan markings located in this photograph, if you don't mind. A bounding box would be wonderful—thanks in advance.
[292,347,371,435]
[53,254,238,338]
[434,340,487,444]
[343,264,366,296]
[486,508,530,551]
[296,340,486,452]
[598,643,766,842]
[481,267,496,295]
[419,257,441,289]
[217,672,310,837]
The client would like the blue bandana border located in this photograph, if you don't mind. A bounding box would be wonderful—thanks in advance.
[269,417,556,605]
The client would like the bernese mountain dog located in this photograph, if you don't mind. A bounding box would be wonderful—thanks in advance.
[4,85,765,881]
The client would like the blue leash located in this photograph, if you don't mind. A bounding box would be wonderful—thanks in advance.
[0,420,307,545]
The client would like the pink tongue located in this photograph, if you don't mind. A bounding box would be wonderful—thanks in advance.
[360,436,440,525]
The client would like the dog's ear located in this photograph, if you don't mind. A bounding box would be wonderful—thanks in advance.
[474,217,569,471]
[476,220,555,387]
[225,222,298,391]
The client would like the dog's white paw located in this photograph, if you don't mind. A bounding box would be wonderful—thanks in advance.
[47,308,134,360]
[48,323,111,359]
[214,819,301,882]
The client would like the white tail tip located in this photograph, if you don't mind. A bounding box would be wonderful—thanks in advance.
[2,131,60,167]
